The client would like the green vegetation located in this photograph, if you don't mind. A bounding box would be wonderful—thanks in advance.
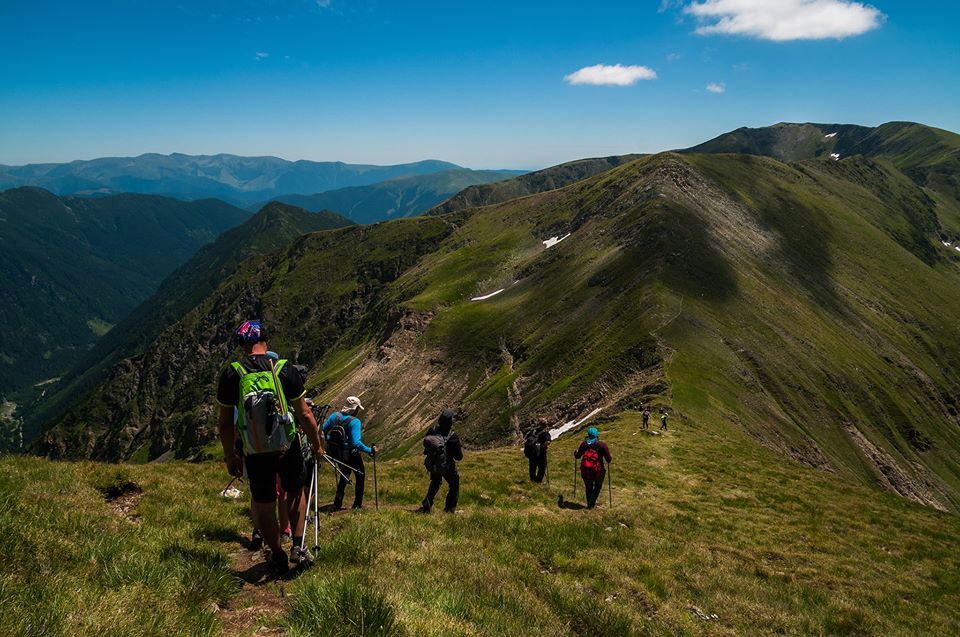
[3,412,959,635]
[0,187,249,409]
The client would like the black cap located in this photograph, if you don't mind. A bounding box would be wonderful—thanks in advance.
[438,409,455,432]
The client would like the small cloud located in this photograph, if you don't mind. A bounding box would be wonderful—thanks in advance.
[683,0,885,41]
[316,0,331,7]
[732,63,750,71]
[564,64,657,87]
[255,51,269,60]
[706,82,726,93]
[666,52,683,62]
[659,0,684,11]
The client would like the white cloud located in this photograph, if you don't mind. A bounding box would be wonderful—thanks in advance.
[255,51,269,60]
[706,82,726,93]
[316,0,331,7]
[684,0,885,41]
[666,52,683,62]
[564,64,657,86]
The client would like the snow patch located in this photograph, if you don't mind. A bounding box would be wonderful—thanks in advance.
[543,233,571,249]
[549,408,602,441]
[955,246,960,253]
[471,288,505,301]
[830,153,841,160]
[943,241,953,247]
[824,132,837,139]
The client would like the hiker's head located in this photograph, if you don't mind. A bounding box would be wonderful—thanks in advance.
[235,320,268,354]
[586,427,599,443]
[342,396,364,415]
[438,409,455,435]
[536,416,549,429]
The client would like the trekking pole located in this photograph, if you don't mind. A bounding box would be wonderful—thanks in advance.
[325,455,364,475]
[572,460,577,497]
[301,462,316,554]
[607,464,612,508]
[322,454,353,484]
[312,458,319,551]
[372,449,379,510]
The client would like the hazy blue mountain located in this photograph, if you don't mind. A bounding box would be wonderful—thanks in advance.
[0,154,462,206]
[260,168,524,223]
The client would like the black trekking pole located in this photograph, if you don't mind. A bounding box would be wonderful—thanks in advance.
[607,464,613,508]
[372,449,379,510]
[572,460,577,497]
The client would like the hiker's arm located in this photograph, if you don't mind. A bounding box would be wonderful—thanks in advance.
[573,443,584,459]
[449,433,464,461]
[351,419,373,455]
[603,443,612,463]
[217,405,242,477]
[292,397,324,456]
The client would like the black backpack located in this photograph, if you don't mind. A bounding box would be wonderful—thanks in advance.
[423,432,449,474]
[523,430,542,459]
[326,413,351,462]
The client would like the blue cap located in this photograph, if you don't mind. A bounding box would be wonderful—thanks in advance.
[586,427,599,443]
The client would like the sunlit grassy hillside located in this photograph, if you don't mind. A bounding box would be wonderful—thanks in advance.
[3,411,958,636]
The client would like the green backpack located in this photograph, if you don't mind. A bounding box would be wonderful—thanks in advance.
[233,359,296,455]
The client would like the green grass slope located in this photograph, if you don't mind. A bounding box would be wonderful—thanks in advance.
[37,150,960,514]
[261,169,524,224]
[0,187,249,406]
[3,412,959,636]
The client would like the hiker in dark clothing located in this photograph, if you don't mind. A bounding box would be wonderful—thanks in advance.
[574,427,612,509]
[420,409,463,513]
[660,408,668,431]
[321,396,378,510]
[522,417,551,483]
[641,406,650,430]
[217,320,324,571]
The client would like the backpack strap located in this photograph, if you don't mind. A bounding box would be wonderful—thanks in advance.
[231,361,248,377]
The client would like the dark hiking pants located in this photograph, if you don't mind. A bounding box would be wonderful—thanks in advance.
[334,450,365,508]
[423,467,460,512]
[528,454,547,483]
[583,471,606,508]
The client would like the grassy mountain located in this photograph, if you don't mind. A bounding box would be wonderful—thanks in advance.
[36,142,960,517]
[24,202,352,446]
[0,154,462,206]
[4,410,960,636]
[260,168,524,224]
[429,154,643,215]
[683,121,960,205]
[0,187,249,409]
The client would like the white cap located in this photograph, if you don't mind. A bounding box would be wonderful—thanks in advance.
[343,396,365,412]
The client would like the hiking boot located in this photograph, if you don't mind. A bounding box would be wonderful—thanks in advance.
[249,529,263,551]
[268,549,289,574]
[291,546,314,566]
[351,503,363,510]
[281,527,292,543]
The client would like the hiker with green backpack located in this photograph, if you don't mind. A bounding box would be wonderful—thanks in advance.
[574,427,612,509]
[321,396,378,510]
[419,409,463,513]
[216,320,325,573]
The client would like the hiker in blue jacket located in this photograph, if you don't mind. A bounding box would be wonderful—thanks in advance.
[322,396,378,509]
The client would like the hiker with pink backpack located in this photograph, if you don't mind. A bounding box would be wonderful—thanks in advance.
[574,427,612,509]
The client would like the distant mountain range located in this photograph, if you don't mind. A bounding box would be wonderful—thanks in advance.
[260,168,524,223]
[0,154,465,206]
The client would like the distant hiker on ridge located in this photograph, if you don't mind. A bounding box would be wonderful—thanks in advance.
[522,417,551,483]
[216,320,324,572]
[642,405,650,430]
[322,396,378,510]
[574,427,612,509]
[660,408,668,431]
[420,409,463,513]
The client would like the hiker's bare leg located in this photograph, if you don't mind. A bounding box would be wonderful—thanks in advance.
[287,487,307,538]
[252,501,282,552]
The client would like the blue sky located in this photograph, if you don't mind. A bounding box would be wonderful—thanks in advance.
[1,1,957,169]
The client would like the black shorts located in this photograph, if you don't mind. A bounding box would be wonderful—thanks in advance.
[244,439,306,504]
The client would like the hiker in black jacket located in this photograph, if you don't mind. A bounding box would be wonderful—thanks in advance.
[574,427,612,509]
[420,409,463,513]
[522,417,551,483]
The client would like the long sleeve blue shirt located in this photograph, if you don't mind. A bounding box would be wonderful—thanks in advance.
[322,411,372,455]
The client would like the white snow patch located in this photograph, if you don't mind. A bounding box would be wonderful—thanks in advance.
[471,288,505,301]
[824,132,837,139]
[830,153,841,160]
[943,241,953,247]
[543,233,571,249]
[549,408,602,441]
[955,246,960,253]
